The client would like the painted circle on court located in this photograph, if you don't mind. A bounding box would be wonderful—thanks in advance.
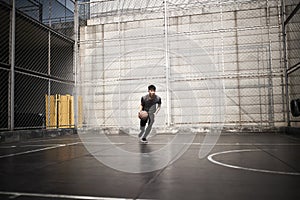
[208,149,300,176]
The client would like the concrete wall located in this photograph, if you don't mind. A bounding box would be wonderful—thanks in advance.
[79,0,287,130]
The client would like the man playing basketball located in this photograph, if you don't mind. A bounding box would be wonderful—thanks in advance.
[138,85,161,143]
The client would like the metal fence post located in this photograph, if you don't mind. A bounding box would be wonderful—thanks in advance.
[10,0,16,131]
[74,0,79,129]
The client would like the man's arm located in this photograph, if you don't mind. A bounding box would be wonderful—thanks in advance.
[155,104,161,115]
[139,96,144,112]
[138,104,143,118]
[139,104,143,112]
[154,97,161,115]
[138,97,144,117]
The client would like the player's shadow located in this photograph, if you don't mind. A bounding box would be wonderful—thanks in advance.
[138,143,158,173]
[139,143,153,154]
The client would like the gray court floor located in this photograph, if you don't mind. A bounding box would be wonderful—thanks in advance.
[0,131,300,200]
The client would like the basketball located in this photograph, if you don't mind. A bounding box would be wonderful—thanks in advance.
[139,111,148,120]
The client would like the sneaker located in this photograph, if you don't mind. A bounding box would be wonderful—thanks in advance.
[140,138,148,144]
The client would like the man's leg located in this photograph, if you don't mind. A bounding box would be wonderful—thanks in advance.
[138,126,145,138]
[139,118,147,138]
[143,113,154,139]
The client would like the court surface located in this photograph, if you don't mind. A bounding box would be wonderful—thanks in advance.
[0,131,300,200]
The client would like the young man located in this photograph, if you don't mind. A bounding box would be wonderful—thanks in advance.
[138,85,161,143]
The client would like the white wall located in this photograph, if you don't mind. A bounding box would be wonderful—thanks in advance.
[79,0,286,130]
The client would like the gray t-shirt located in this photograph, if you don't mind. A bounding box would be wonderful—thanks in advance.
[141,94,161,113]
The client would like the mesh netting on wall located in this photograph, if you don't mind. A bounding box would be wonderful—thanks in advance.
[0,0,75,130]
[285,0,300,124]
[77,0,289,130]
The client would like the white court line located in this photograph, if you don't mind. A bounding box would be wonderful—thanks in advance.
[19,143,81,147]
[1,142,299,159]
[207,149,300,176]
[1,142,300,147]
[0,191,145,200]
[0,142,79,159]
[83,142,300,145]
[164,143,300,146]
[0,146,17,148]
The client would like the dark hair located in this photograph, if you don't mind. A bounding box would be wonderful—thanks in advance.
[148,85,156,91]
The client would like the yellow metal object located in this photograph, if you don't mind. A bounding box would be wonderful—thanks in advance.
[78,96,83,128]
[45,94,57,129]
[45,94,82,129]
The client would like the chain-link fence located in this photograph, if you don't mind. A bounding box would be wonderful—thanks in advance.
[77,0,291,131]
[284,0,300,126]
[1,0,299,132]
[0,0,75,131]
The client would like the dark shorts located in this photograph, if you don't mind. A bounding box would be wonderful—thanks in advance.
[140,117,148,127]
